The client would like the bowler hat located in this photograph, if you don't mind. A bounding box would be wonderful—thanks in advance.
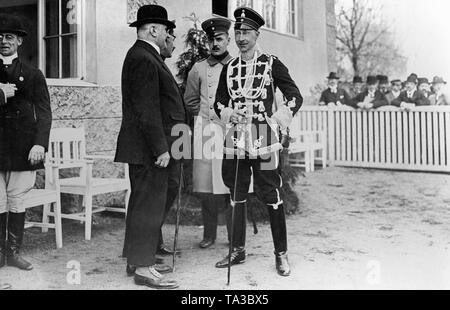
[377,75,389,84]
[0,14,28,37]
[405,74,418,84]
[391,79,401,85]
[129,5,176,29]
[366,76,378,85]
[353,76,363,84]
[418,78,430,86]
[431,76,447,85]
[327,72,340,80]
[234,7,265,31]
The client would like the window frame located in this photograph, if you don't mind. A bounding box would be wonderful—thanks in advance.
[229,0,300,38]
[37,0,87,82]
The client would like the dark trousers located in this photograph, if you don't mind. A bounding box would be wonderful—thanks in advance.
[222,153,288,253]
[123,161,180,267]
[197,193,229,241]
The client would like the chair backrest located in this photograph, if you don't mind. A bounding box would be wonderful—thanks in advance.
[47,127,87,169]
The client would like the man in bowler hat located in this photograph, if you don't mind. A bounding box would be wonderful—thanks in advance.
[0,14,52,272]
[392,74,430,110]
[115,4,186,289]
[319,72,352,107]
[352,76,388,109]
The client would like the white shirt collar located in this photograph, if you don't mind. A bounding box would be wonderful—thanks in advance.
[138,39,160,55]
[0,53,18,65]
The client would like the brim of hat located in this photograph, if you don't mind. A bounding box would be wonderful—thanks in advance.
[130,18,176,29]
[432,81,447,84]
[327,76,340,80]
[0,29,28,37]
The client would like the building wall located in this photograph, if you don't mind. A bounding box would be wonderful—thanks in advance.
[93,0,334,95]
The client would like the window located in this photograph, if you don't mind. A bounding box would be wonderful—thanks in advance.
[0,0,85,80]
[212,0,229,17]
[229,0,300,37]
[262,0,276,30]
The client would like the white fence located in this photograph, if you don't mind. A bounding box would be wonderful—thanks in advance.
[291,106,450,172]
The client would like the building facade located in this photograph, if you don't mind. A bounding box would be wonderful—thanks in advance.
[1,0,336,205]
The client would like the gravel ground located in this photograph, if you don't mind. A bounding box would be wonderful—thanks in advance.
[1,167,449,290]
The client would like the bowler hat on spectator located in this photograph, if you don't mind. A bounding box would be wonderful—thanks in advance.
[327,72,340,80]
[353,76,363,84]
[129,4,176,29]
[406,74,418,84]
[0,14,28,37]
[418,78,430,86]
[366,76,378,85]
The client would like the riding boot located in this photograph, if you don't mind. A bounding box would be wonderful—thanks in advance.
[6,212,33,271]
[267,204,290,276]
[0,213,6,268]
[215,202,247,268]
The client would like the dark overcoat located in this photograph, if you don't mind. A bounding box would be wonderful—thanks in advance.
[0,58,52,171]
[115,40,186,266]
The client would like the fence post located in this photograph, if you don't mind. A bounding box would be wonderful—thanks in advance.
[327,108,335,165]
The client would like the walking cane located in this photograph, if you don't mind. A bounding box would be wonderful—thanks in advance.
[172,162,184,272]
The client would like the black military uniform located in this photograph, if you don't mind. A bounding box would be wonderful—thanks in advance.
[0,15,52,271]
[213,7,303,277]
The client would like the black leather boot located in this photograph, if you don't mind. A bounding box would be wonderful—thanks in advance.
[216,202,247,268]
[268,204,290,276]
[275,252,291,277]
[0,213,6,268]
[215,247,246,268]
[6,213,33,271]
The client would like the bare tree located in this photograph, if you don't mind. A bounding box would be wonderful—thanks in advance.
[336,0,406,79]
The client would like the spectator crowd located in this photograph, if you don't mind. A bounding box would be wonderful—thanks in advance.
[319,73,449,110]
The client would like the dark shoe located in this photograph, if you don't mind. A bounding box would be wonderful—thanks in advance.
[199,238,215,249]
[134,271,179,290]
[6,213,33,271]
[215,249,246,268]
[0,213,6,268]
[157,245,180,256]
[127,264,173,277]
[275,252,291,277]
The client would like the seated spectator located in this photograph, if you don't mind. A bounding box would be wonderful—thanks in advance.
[418,78,431,98]
[319,72,352,107]
[352,76,388,110]
[392,74,430,110]
[429,76,449,106]
[349,76,364,98]
[377,75,390,94]
[386,79,402,105]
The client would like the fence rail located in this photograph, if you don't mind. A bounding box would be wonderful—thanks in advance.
[291,106,450,172]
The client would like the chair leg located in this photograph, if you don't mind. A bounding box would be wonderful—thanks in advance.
[53,200,63,249]
[84,195,93,241]
[42,204,51,233]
